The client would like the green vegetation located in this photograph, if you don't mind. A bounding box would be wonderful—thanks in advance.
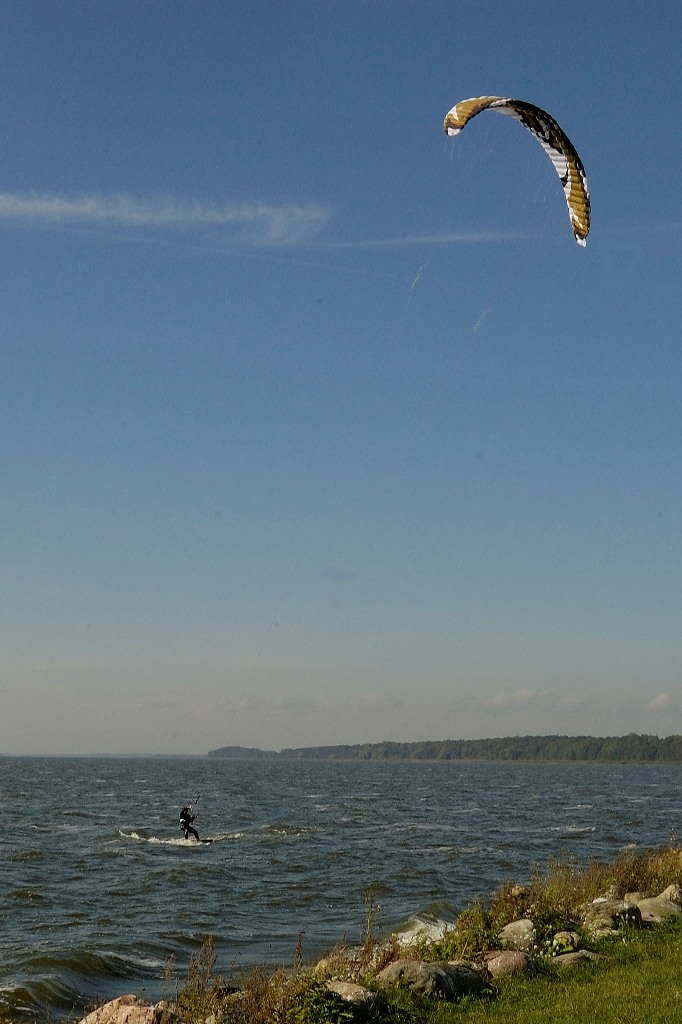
[436,925,682,1024]
[207,733,682,763]
[159,842,682,1023]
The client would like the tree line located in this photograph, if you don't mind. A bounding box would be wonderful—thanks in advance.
[207,734,682,763]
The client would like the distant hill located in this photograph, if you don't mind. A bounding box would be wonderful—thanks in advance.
[206,744,279,759]
[206,734,682,763]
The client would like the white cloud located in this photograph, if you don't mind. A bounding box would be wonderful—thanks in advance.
[0,190,331,244]
[558,693,588,710]
[484,687,550,710]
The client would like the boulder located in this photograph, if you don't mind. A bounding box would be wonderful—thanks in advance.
[553,950,599,968]
[326,980,382,1008]
[375,959,491,1001]
[582,899,642,938]
[497,918,536,952]
[79,996,160,1024]
[483,950,534,978]
[635,895,682,926]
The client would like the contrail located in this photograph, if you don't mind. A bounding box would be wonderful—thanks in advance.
[0,190,331,244]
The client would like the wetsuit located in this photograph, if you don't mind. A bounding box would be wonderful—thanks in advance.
[179,806,199,840]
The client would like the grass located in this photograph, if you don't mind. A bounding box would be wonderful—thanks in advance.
[158,841,682,1023]
[436,923,682,1024]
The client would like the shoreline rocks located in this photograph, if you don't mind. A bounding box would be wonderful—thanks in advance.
[78,882,682,1022]
[374,959,492,1001]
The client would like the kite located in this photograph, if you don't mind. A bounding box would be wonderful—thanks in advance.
[443,96,590,246]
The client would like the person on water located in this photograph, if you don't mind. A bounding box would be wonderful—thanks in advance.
[179,804,199,841]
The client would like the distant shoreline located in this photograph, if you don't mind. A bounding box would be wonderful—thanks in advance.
[206,734,682,764]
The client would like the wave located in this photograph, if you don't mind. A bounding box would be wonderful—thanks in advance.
[117,830,240,845]
[117,825,311,845]
[10,888,49,903]
[22,949,146,980]
[394,911,456,945]
[1,948,167,1022]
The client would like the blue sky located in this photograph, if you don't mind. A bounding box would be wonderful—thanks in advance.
[1,1,681,755]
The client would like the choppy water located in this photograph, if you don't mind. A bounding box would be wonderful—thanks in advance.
[1,756,680,1020]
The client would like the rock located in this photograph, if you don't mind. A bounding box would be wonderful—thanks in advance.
[660,883,682,906]
[553,950,599,968]
[326,980,371,1001]
[497,919,537,952]
[375,959,448,999]
[620,885,682,926]
[79,995,160,1024]
[483,950,535,978]
[582,899,642,938]
[326,980,383,1010]
[635,895,682,925]
[375,959,492,1001]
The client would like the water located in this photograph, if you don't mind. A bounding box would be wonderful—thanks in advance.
[1,756,680,1020]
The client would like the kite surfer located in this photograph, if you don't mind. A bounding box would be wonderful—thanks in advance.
[179,804,199,841]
